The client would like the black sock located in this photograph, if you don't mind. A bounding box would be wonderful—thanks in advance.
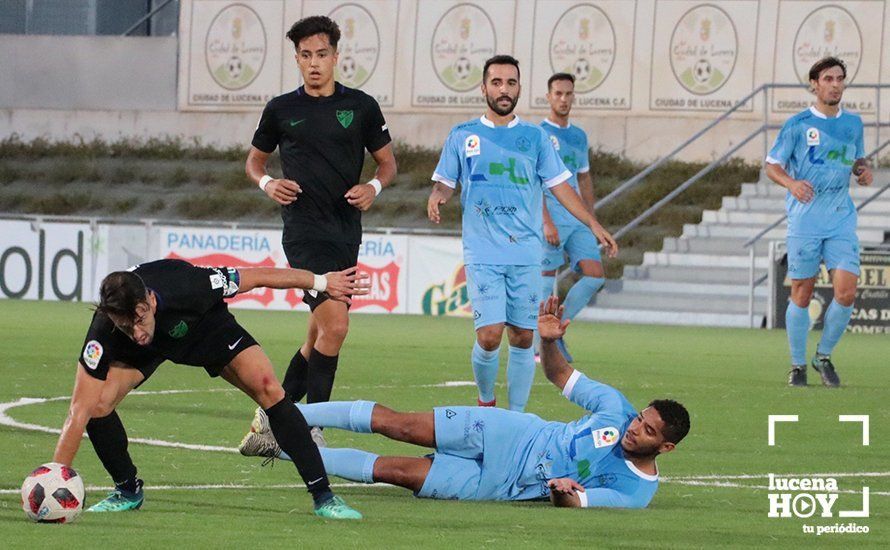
[264,397,331,499]
[115,477,143,495]
[282,350,309,402]
[86,411,138,486]
[307,348,339,404]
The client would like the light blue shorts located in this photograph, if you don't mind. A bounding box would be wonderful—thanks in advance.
[786,235,860,279]
[542,224,602,272]
[465,264,542,330]
[416,406,545,501]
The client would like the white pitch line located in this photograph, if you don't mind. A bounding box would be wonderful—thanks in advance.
[667,479,890,496]
[2,389,887,498]
[2,479,887,497]
[665,472,890,481]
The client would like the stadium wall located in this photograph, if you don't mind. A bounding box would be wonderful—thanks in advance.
[2,0,889,161]
[0,216,470,318]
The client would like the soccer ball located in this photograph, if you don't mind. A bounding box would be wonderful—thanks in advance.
[454,57,472,80]
[693,59,712,85]
[573,58,591,81]
[21,463,85,523]
[226,56,243,79]
[339,56,357,81]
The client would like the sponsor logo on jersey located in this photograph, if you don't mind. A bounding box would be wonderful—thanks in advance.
[465,135,481,157]
[593,426,620,448]
[549,135,560,151]
[82,340,103,370]
[806,127,820,146]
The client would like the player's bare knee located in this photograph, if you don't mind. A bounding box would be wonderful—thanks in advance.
[476,327,502,350]
[319,318,349,345]
[835,288,856,306]
[90,401,115,419]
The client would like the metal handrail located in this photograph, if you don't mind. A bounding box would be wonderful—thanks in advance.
[598,83,890,211]
[612,127,764,241]
[122,0,177,36]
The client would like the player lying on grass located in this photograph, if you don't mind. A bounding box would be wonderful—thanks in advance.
[240,296,690,508]
[53,259,369,519]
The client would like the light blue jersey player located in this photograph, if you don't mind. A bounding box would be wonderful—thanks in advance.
[765,57,873,388]
[537,73,610,363]
[426,55,617,412]
[255,296,690,509]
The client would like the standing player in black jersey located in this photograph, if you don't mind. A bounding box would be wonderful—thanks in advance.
[52,259,369,519]
[245,16,396,443]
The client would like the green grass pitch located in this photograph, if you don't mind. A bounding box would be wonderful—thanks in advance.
[0,300,887,548]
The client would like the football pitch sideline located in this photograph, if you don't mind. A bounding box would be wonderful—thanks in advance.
[0,300,887,548]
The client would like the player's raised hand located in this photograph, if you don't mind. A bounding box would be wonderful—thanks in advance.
[345,183,377,211]
[538,295,570,341]
[788,179,814,203]
[543,220,560,246]
[853,159,873,186]
[591,222,619,258]
[324,267,371,304]
[265,178,301,205]
[548,477,585,495]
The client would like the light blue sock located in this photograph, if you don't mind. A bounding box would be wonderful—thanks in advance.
[507,345,535,412]
[817,299,854,356]
[785,302,810,366]
[295,400,375,433]
[279,447,378,483]
[563,276,605,320]
[472,341,500,403]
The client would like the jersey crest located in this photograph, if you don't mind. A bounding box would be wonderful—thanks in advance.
[336,110,354,128]
[168,320,189,339]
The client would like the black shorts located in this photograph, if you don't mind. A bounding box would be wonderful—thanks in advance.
[283,238,360,311]
[79,307,258,382]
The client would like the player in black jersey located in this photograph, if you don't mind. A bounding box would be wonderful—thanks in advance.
[52,259,369,519]
[245,15,397,442]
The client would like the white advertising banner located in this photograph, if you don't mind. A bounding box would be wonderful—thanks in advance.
[305,0,399,107]
[649,0,759,113]
[0,220,94,302]
[180,0,285,110]
[528,1,635,111]
[411,1,516,109]
[405,235,470,317]
[157,226,407,313]
[771,0,884,116]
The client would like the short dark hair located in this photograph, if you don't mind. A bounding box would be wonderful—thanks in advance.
[286,15,340,50]
[483,54,520,84]
[808,56,846,82]
[649,399,690,444]
[547,72,575,90]
[96,271,148,321]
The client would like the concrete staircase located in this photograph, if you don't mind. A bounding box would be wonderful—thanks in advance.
[581,170,890,328]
